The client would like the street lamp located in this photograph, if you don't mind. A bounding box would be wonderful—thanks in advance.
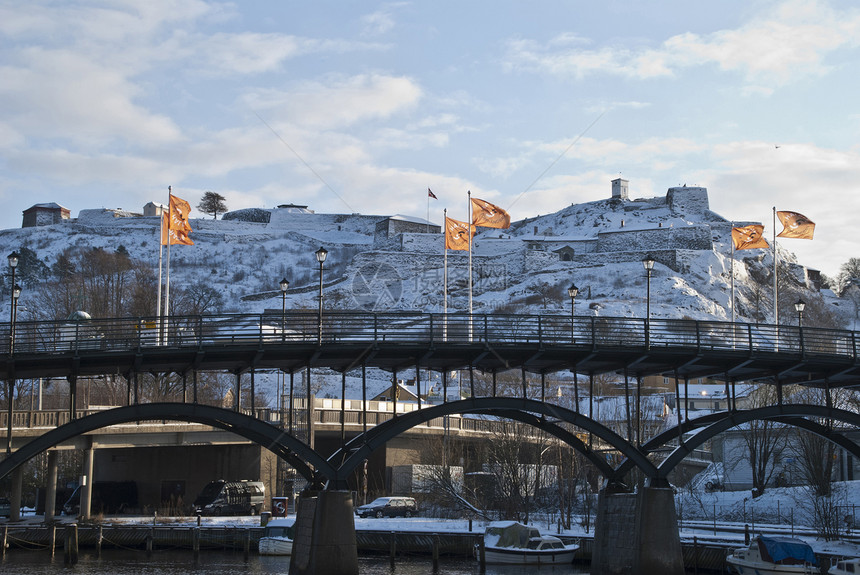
[8,252,19,351]
[6,251,19,456]
[567,283,579,342]
[315,247,328,344]
[279,277,289,342]
[795,298,805,328]
[643,255,655,349]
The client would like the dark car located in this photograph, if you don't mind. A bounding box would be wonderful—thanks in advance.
[0,497,10,518]
[355,496,417,518]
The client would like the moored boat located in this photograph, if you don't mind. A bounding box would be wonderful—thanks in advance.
[829,557,860,575]
[726,535,818,575]
[258,517,295,556]
[475,521,579,565]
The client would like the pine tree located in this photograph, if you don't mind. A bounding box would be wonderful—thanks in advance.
[197,191,228,219]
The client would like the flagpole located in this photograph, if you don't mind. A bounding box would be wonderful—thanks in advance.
[730,227,735,323]
[467,191,473,342]
[156,209,164,346]
[443,209,448,342]
[467,191,473,316]
[164,187,172,342]
[772,206,778,324]
[426,191,430,234]
[730,226,736,348]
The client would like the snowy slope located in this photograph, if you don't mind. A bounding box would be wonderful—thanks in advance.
[0,187,853,403]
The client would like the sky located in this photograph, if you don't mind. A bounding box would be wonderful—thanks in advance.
[1,1,859,277]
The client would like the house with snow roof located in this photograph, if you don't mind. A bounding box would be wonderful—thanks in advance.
[22,203,70,227]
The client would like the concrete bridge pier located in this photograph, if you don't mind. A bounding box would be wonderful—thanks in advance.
[79,443,95,519]
[44,451,59,522]
[289,490,358,575]
[591,483,683,575]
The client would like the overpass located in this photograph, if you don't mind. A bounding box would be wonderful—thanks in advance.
[1,311,858,575]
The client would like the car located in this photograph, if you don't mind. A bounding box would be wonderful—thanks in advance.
[0,497,11,518]
[355,496,417,518]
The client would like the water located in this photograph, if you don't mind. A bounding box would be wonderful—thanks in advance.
[0,549,592,575]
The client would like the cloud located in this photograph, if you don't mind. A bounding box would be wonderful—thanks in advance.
[197,34,387,75]
[250,74,423,130]
[361,10,395,37]
[0,47,183,147]
[504,0,860,88]
[685,141,860,276]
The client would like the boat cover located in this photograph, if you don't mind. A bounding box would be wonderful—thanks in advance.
[484,522,541,548]
[756,536,817,566]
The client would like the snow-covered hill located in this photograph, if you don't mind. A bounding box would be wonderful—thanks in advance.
[1,183,853,403]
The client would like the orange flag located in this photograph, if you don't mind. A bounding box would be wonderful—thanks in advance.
[776,211,815,240]
[161,212,194,245]
[732,225,769,250]
[161,194,194,245]
[471,197,511,229]
[444,217,475,251]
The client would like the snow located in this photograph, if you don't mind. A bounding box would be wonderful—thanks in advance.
[11,481,860,559]
[0,184,855,406]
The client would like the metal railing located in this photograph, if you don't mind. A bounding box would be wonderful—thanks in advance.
[0,311,856,360]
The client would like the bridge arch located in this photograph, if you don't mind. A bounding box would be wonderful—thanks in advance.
[0,403,336,485]
[612,405,860,482]
[327,397,658,489]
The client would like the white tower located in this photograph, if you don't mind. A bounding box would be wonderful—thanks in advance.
[611,178,629,200]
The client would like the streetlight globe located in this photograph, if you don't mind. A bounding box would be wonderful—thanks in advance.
[568,284,579,299]
[795,299,805,313]
[642,255,655,271]
[7,251,19,269]
[315,247,328,263]
[12,284,21,300]
[279,277,290,292]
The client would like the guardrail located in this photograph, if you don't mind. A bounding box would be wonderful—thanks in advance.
[0,312,856,360]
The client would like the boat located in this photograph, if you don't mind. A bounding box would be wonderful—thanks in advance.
[475,521,579,565]
[726,535,818,575]
[258,517,295,556]
[829,557,860,575]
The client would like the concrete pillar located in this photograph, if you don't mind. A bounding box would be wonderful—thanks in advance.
[45,450,59,522]
[9,466,23,521]
[591,486,683,575]
[80,444,95,519]
[289,490,358,575]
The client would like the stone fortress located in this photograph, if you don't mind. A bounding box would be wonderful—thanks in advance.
[19,178,820,315]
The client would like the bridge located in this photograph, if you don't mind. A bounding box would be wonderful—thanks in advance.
[1,311,858,575]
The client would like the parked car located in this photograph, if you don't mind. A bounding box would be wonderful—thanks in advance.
[193,480,265,516]
[0,497,10,518]
[63,481,138,516]
[355,496,417,518]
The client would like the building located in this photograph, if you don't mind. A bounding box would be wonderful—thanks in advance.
[143,202,166,217]
[22,203,70,228]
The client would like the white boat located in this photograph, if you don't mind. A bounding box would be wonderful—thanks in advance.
[475,521,579,565]
[258,517,295,556]
[726,535,818,575]
[829,557,860,575]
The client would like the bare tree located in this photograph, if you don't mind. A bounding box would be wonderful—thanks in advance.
[738,385,789,498]
[34,247,149,320]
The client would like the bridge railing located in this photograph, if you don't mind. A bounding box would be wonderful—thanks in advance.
[0,312,856,360]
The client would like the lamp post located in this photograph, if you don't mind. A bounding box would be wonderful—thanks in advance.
[315,247,327,344]
[6,252,20,456]
[795,298,805,328]
[643,255,655,349]
[8,252,19,353]
[567,283,578,342]
[279,277,289,342]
